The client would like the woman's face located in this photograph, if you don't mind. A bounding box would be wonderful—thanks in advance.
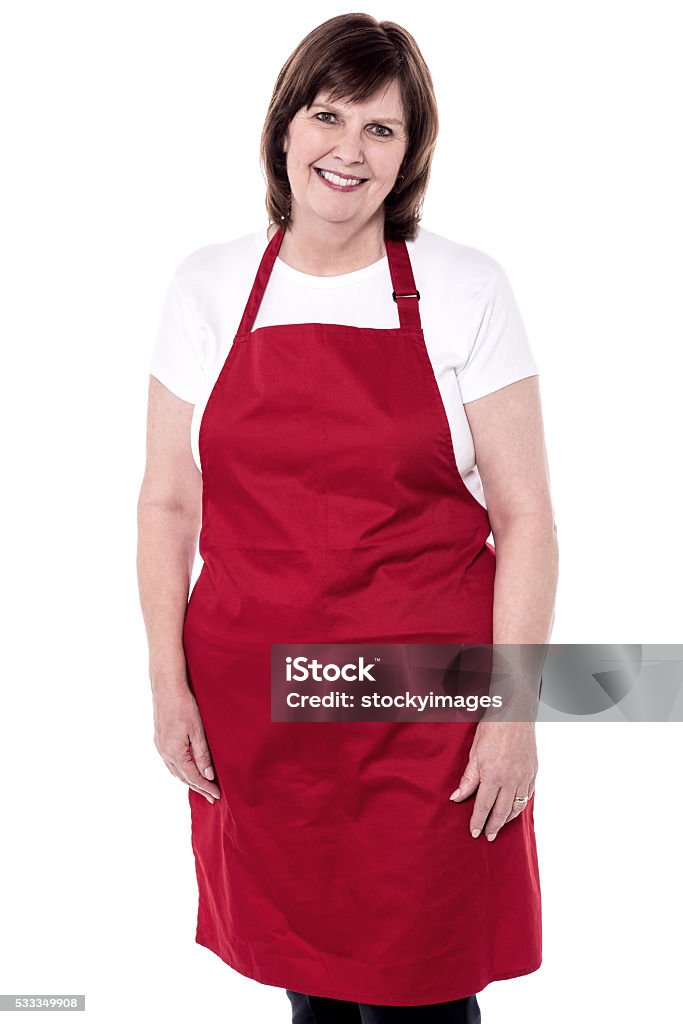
[282,79,408,230]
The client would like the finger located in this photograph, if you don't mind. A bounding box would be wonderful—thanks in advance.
[163,761,184,784]
[469,782,499,837]
[189,731,217,783]
[164,758,191,786]
[502,786,533,826]
[166,758,217,803]
[162,758,185,781]
[485,786,523,839]
[159,739,218,802]
[511,775,536,813]
[165,759,212,800]
[499,764,537,825]
[449,761,480,802]
[177,744,221,801]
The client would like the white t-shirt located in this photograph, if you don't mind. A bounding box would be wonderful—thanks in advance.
[148,223,539,509]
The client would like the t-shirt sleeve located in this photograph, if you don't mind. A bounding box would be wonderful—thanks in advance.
[456,263,539,404]
[147,275,205,404]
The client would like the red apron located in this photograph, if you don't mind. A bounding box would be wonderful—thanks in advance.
[182,226,542,1006]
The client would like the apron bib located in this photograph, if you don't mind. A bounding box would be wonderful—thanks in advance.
[182,226,542,1006]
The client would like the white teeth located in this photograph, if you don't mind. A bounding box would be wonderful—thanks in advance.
[317,168,364,187]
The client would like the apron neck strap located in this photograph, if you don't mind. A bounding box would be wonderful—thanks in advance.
[236,226,422,336]
[385,235,421,330]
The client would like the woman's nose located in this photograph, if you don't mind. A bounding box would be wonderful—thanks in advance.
[328,132,365,167]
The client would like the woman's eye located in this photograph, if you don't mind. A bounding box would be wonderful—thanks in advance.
[314,112,392,138]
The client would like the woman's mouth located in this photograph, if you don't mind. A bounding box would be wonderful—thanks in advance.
[314,167,368,192]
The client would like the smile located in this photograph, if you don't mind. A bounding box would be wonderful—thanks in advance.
[314,167,368,191]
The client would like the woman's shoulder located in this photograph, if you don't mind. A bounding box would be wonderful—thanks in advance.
[411,224,507,298]
[170,227,265,305]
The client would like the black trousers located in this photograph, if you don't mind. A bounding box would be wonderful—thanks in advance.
[286,990,482,1024]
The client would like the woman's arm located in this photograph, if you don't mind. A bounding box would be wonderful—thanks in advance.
[450,375,558,839]
[468,374,559,644]
[136,376,220,803]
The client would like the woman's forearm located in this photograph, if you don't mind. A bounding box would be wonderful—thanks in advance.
[479,515,558,724]
[492,515,559,645]
[137,498,200,694]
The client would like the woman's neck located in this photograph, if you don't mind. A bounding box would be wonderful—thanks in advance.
[267,218,386,277]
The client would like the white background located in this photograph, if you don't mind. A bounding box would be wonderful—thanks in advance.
[1,1,681,1021]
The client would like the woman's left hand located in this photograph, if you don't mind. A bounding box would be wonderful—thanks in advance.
[449,722,538,841]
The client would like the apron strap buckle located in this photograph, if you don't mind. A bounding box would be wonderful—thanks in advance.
[392,290,421,302]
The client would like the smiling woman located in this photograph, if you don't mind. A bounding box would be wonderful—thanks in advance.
[260,19,438,249]
[139,11,556,1024]
[269,75,413,273]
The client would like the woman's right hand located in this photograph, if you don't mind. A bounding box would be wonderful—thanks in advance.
[152,683,221,804]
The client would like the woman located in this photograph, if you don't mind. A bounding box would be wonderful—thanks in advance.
[137,13,558,1023]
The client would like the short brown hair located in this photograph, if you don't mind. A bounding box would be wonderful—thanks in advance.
[259,13,439,241]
